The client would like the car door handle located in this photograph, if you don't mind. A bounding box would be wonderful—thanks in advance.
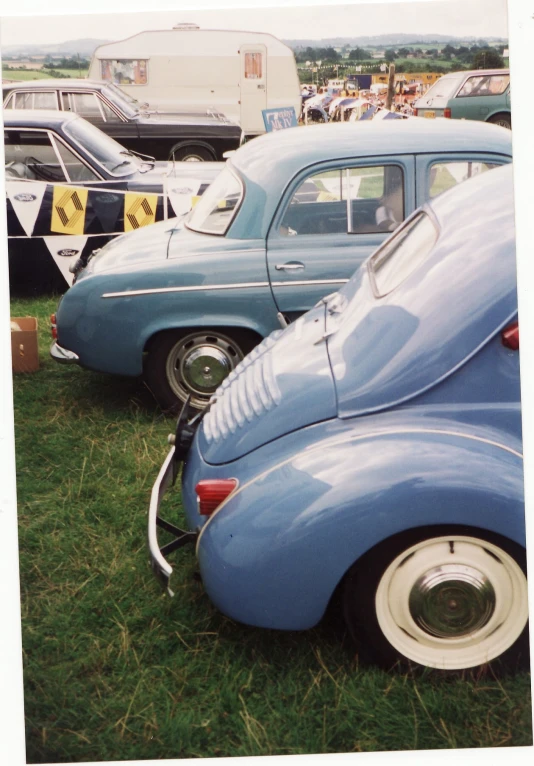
[275,262,305,271]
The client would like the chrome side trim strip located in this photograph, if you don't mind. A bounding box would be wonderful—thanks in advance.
[102,278,349,299]
[102,282,270,298]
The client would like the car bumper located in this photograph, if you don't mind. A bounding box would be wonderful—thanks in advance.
[50,342,80,364]
[148,445,197,596]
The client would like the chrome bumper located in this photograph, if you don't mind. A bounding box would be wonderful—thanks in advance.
[148,445,196,596]
[50,342,80,364]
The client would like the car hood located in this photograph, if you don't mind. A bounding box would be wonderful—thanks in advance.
[199,305,337,465]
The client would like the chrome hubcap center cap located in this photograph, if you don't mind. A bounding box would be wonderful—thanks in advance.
[182,346,230,394]
[409,564,496,638]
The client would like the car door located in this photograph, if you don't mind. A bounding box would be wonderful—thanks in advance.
[266,156,415,316]
[415,153,512,207]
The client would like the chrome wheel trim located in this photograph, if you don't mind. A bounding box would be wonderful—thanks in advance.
[375,536,528,670]
[184,156,203,162]
[165,332,244,408]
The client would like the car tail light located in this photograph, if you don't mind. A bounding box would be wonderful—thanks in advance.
[501,321,519,350]
[444,108,451,118]
[50,313,57,339]
[413,108,418,116]
[195,479,238,516]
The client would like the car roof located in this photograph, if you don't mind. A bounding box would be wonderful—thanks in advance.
[3,79,106,92]
[227,119,513,237]
[437,68,510,79]
[3,108,80,129]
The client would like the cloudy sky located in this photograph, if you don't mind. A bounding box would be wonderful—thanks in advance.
[0,0,509,47]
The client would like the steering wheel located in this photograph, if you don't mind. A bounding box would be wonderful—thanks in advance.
[24,156,65,183]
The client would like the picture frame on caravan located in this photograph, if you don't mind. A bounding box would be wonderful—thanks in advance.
[88,23,301,137]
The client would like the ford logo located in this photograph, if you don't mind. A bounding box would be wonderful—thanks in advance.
[57,248,80,257]
[94,193,121,204]
[14,193,37,202]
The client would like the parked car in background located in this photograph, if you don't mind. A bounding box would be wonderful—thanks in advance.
[149,163,527,675]
[4,109,221,292]
[3,79,242,161]
[50,119,512,410]
[413,69,511,129]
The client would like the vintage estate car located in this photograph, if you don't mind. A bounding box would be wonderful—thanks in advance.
[4,109,221,292]
[50,119,512,410]
[413,69,511,129]
[149,163,527,674]
[3,79,242,161]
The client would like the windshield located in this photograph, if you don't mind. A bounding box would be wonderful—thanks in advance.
[63,115,142,177]
[103,83,140,118]
[369,211,438,297]
[418,74,463,104]
[186,166,243,235]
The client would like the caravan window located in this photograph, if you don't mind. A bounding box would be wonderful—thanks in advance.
[244,52,262,80]
[100,59,148,86]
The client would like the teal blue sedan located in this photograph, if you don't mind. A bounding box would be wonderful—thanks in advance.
[51,119,512,411]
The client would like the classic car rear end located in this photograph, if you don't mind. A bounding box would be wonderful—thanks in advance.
[149,164,527,673]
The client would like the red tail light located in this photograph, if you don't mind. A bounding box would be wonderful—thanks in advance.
[50,313,57,339]
[195,479,238,516]
[50,314,56,324]
[413,108,418,116]
[501,321,519,350]
[444,108,451,118]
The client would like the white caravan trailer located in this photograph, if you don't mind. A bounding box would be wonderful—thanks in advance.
[88,24,301,136]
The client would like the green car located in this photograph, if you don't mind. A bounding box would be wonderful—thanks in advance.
[413,69,511,129]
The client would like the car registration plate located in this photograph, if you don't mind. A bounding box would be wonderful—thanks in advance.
[424,111,436,119]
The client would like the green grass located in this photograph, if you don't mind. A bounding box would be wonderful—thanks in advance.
[2,68,88,81]
[10,295,533,762]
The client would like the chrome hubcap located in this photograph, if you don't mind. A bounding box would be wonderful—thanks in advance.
[165,332,244,408]
[409,564,496,638]
[182,346,231,393]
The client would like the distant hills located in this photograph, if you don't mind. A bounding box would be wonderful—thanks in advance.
[1,33,507,59]
[1,38,110,57]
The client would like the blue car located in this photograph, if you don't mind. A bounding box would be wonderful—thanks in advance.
[149,164,528,673]
[51,119,512,411]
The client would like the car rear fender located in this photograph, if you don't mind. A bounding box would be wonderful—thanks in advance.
[196,429,525,630]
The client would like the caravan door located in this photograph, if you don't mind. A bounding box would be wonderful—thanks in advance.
[240,44,267,135]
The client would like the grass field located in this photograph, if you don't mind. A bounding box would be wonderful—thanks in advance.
[2,68,89,81]
[9,293,533,763]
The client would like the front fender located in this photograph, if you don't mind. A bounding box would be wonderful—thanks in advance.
[196,429,525,630]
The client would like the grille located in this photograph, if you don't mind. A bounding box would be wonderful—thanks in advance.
[203,331,283,443]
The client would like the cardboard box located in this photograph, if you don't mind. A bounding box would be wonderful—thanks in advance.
[11,316,39,374]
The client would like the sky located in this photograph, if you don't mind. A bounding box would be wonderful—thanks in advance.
[0,0,509,48]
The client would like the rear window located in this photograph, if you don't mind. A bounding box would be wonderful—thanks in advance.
[418,75,463,103]
[369,212,438,297]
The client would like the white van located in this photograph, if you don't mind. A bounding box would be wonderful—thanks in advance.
[88,24,301,137]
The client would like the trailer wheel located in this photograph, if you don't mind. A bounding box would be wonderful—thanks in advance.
[169,145,215,162]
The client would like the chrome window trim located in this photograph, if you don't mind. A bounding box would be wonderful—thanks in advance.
[48,132,70,182]
[101,278,349,299]
[10,90,60,110]
[61,89,127,123]
[185,166,245,237]
[62,119,134,179]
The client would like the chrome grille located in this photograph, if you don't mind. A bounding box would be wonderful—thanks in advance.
[203,331,283,443]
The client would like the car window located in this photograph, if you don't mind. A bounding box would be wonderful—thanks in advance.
[369,211,438,297]
[186,167,243,235]
[54,138,101,182]
[63,115,142,177]
[64,92,103,120]
[97,97,122,123]
[103,84,139,117]
[418,75,464,102]
[456,74,510,98]
[3,92,14,108]
[34,92,58,109]
[4,129,67,183]
[280,164,404,236]
[429,161,501,198]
